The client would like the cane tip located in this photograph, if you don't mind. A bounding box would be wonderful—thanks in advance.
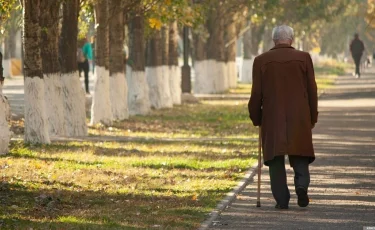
[256,201,261,207]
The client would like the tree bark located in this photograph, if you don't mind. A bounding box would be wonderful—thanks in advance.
[161,26,169,66]
[241,23,253,83]
[128,13,145,71]
[40,0,66,136]
[60,0,87,136]
[60,0,79,73]
[251,23,265,56]
[206,4,227,93]
[168,22,179,66]
[160,25,173,108]
[91,0,113,125]
[4,26,17,60]
[262,26,273,52]
[168,21,181,104]
[109,0,128,120]
[193,30,207,61]
[40,0,60,74]
[23,0,50,143]
[243,24,252,59]
[0,52,3,82]
[225,19,237,88]
[127,12,150,115]
[146,31,162,67]
[0,49,10,153]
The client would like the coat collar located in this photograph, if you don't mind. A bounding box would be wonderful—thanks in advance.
[270,44,295,50]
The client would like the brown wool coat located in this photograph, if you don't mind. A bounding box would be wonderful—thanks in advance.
[248,44,318,166]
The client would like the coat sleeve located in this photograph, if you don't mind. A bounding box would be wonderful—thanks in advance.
[306,53,318,125]
[248,57,262,126]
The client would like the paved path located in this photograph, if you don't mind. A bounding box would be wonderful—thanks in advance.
[208,69,375,229]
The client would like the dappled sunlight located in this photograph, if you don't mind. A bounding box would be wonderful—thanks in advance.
[0,140,257,229]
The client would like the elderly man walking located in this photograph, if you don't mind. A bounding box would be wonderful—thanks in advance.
[248,25,318,209]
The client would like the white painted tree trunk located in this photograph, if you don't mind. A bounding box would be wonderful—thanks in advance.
[161,65,173,108]
[169,65,181,104]
[2,59,12,78]
[227,61,237,88]
[209,60,227,93]
[0,84,11,155]
[24,77,50,143]
[91,66,113,125]
[44,73,66,136]
[110,72,129,120]
[146,66,164,109]
[241,58,253,83]
[61,72,87,136]
[127,66,151,115]
[194,60,214,94]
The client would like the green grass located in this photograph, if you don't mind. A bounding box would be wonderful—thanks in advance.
[89,100,258,139]
[2,133,257,229]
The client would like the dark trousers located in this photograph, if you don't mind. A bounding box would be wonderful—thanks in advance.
[78,60,90,93]
[353,55,362,77]
[268,155,310,207]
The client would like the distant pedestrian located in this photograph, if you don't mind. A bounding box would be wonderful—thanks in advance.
[350,33,365,78]
[0,51,4,83]
[78,37,93,94]
[248,25,318,209]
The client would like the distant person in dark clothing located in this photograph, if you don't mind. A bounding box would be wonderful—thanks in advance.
[77,37,93,94]
[350,33,365,78]
[0,51,4,83]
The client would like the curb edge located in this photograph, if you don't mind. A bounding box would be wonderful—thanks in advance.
[198,161,260,230]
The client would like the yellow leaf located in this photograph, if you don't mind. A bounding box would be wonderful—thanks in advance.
[149,18,162,30]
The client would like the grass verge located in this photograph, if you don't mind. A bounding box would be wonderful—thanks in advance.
[1,140,257,229]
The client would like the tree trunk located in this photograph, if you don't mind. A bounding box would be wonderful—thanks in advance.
[225,19,237,88]
[206,5,227,93]
[40,0,66,137]
[262,26,273,52]
[4,25,17,59]
[0,52,3,82]
[0,51,11,154]
[60,0,87,136]
[109,0,128,121]
[23,0,50,143]
[127,11,150,115]
[2,36,12,78]
[251,23,265,56]
[241,21,253,83]
[193,29,209,94]
[91,0,113,125]
[146,30,165,109]
[168,21,181,104]
[160,25,173,108]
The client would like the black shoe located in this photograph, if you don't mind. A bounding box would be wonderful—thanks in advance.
[296,187,309,207]
[275,204,289,209]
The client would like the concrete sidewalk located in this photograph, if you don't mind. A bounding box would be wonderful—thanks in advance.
[206,69,375,229]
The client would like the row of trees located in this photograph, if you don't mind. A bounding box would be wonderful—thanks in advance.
[0,0,372,147]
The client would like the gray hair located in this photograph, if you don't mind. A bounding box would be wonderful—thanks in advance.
[272,25,294,41]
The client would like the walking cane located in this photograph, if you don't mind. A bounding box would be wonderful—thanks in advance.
[256,127,262,207]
